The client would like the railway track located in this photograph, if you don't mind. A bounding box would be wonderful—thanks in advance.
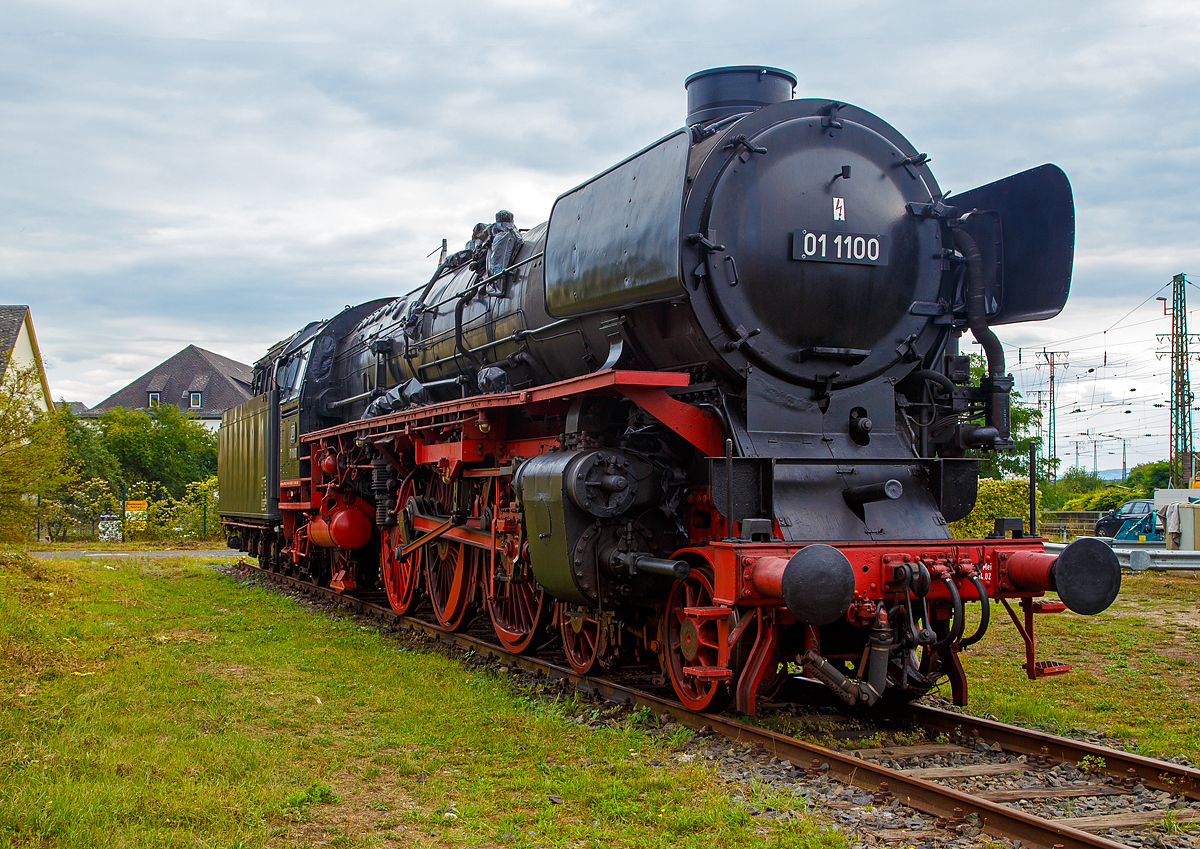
[230,560,1200,849]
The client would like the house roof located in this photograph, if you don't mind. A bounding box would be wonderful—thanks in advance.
[0,305,54,410]
[0,306,27,359]
[85,345,254,419]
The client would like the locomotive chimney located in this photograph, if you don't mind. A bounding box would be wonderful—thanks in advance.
[685,65,797,127]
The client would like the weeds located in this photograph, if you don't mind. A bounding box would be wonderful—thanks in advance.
[284,780,339,809]
[1161,809,1197,834]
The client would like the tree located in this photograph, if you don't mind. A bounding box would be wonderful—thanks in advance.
[1126,461,1171,493]
[52,404,122,494]
[0,364,74,541]
[1040,465,1107,510]
[95,405,217,499]
[965,355,1044,480]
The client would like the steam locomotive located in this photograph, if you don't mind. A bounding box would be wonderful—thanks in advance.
[218,66,1120,713]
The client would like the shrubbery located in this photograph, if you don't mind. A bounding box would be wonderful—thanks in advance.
[1039,462,1164,511]
[123,477,220,541]
[1060,487,1133,512]
[73,476,221,542]
[951,478,1038,539]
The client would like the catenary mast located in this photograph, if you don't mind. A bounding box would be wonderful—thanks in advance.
[1159,274,1196,488]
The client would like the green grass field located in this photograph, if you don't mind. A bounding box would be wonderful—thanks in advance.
[0,549,843,849]
[3,547,1195,848]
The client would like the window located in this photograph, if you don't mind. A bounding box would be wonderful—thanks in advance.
[275,350,309,402]
[190,392,202,408]
[148,393,160,407]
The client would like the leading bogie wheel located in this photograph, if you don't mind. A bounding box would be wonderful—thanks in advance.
[559,604,607,675]
[664,570,731,712]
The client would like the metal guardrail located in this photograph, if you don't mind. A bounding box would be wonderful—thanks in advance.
[1044,540,1200,572]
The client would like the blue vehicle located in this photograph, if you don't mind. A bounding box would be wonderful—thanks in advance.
[1113,509,1162,543]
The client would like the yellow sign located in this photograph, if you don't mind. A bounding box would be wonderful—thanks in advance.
[124,500,148,511]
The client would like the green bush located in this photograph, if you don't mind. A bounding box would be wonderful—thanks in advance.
[1039,466,1107,510]
[951,478,1038,539]
[1061,487,1132,512]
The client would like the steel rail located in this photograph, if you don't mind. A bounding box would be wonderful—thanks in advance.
[900,703,1200,801]
[234,562,1135,849]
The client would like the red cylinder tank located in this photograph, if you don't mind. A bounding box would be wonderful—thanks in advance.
[309,516,334,548]
[329,507,372,549]
[308,508,372,550]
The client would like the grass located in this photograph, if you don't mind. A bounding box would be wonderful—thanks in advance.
[957,571,1200,762]
[0,547,844,849]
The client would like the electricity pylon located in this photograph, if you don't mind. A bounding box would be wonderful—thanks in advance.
[1156,274,1199,487]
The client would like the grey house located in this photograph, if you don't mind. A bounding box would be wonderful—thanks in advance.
[84,345,253,430]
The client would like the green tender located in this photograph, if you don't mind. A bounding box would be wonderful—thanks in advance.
[218,393,274,519]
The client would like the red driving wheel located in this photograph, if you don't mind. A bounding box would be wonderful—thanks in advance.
[425,540,475,631]
[380,524,422,616]
[485,552,552,653]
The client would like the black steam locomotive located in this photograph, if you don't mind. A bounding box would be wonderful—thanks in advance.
[219,66,1119,713]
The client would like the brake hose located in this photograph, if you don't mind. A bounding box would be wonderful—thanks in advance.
[887,604,907,655]
[933,575,965,649]
[959,573,991,648]
[901,594,922,651]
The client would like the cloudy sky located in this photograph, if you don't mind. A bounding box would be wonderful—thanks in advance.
[3,0,1199,469]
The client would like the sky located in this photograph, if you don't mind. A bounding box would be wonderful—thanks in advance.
[3,0,1199,471]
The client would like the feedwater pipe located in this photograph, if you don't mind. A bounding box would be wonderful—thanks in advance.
[954,228,1004,377]
[907,368,956,397]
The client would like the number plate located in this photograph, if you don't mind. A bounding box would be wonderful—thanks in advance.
[792,230,890,266]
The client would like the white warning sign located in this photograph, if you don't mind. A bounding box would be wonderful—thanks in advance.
[833,197,846,221]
